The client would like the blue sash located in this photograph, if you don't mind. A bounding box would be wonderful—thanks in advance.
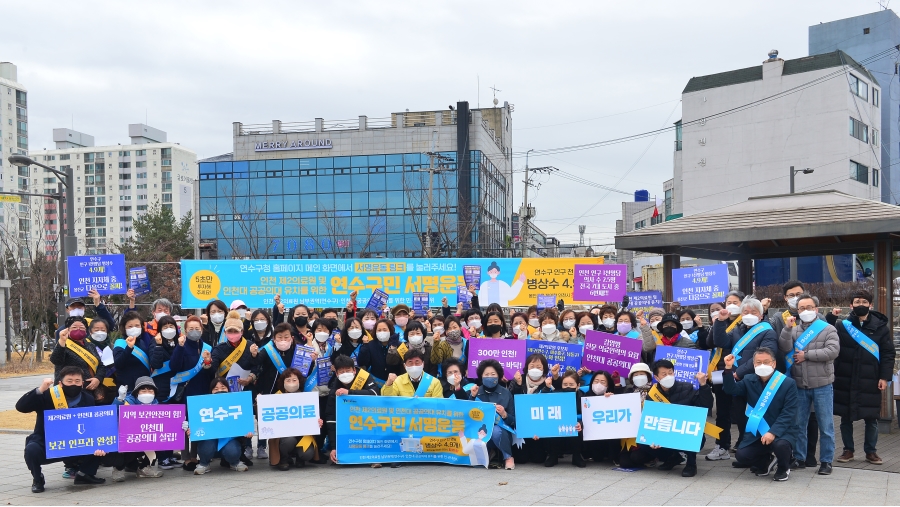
[687,331,699,343]
[151,361,171,378]
[624,330,640,339]
[215,325,226,345]
[732,322,773,362]
[261,342,288,375]
[785,319,827,373]
[842,319,880,361]
[414,372,435,397]
[114,339,150,372]
[745,370,787,436]
[369,374,386,388]
[217,437,234,452]
[169,342,213,396]
[304,342,334,392]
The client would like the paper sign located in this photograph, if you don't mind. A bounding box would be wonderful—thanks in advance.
[186,391,255,441]
[711,370,724,385]
[537,294,556,310]
[671,265,729,306]
[513,392,579,438]
[118,404,186,452]
[67,254,127,297]
[256,392,321,439]
[582,330,643,378]
[626,291,663,313]
[316,357,332,386]
[526,340,582,372]
[573,264,627,302]
[463,265,481,287]
[44,406,118,458]
[291,345,316,374]
[227,376,243,392]
[457,286,472,310]
[365,289,389,313]
[466,338,527,379]
[412,292,430,314]
[100,346,114,366]
[581,393,642,441]
[129,266,151,296]
[653,346,710,390]
[636,401,708,452]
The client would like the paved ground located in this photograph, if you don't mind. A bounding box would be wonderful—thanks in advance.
[1,374,897,505]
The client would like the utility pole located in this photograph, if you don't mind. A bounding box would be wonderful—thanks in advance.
[423,131,452,257]
[520,152,556,258]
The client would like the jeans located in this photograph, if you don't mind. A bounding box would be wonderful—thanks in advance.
[735,438,792,472]
[794,385,835,463]
[197,438,242,467]
[487,425,513,460]
[840,417,878,454]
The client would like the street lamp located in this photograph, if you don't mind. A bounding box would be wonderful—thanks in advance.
[790,166,814,194]
[6,154,76,328]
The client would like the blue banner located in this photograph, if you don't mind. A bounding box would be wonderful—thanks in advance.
[365,288,389,313]
[671,265,729,306]
[636,400,707,452]
[537,294,556,310]
[526,340,582,373]
[186,392,255,441]
[626,290,664,313]
[457,286,472,310]
[44,406,119,458]
[463,265,481,287]
[335,395,496,466]
[513,392,579,438]
[128,266,151,296]
[68,254,127,297]
[316,357,333,386]
[412,292,430,314]
[653,346,710,390]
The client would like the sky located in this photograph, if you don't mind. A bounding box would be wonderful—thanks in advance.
[1,0,885,256]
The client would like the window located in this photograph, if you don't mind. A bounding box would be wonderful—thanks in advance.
[849,74,868,100]
[664,189,673,217]
[118,162,131,169]
[60,154,70,160]
[634,219,646,230]
[849,117,869,143]
[873,168,880,187]
[118,151,131,157]
[872,128,879,147]
[135,161,146,168]
[873,88,880,106]
[850,160,869,184]
[135,150,146,156]
[864,27,870,34]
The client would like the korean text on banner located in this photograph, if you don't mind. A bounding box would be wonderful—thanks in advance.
[582,330,642,378]
[457,286,472,310]
[636,400,707,452]
[412,292,430,314]
[514,392,578,438]
[335,395,496,467]
[526,340,582,372]
[186,391,254,442]
[256,392,320,440]
[582,392,642,441]
[536,294,556,310]
[573,264,627,302]
[68,254,127,297]
[627,291,663,313]
[128,266,151,296]
[654,346,710,390]
[365,289,389,312]
[118,404,186,452]
[671,265,728,306]
[44,406,118,458]
[467,338,527,379]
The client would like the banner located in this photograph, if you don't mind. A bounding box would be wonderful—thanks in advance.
[291,345,316,374]
[573,264,627,302]
[365,288,389,312]
[463,265,481,287]
[335,395,496,467]
[128,266,151,296]
[636,400,707,452]
[526,340,582,372]
[180,257,604,309]
[118,404,186,452]
[68,254,127,297]
[626,290,664,313]
[466,338,527,379]
[581,392,642,441]
[256,392,321,440]
[412,292,430,314]
[457,286,472,310]
[316,357,333,386]
[44,406,118,458]
[671,265,728,306]
[582,330,642,378]
[186,392,255,442]
[654,346,710,390]
[513,392,579,438]
[536,294,556,310]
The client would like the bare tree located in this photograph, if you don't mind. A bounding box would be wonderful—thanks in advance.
[296,201,394,259]
[208,183,272,259]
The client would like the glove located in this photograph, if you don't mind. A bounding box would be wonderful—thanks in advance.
[181,420,190,432]
[118,385,128,401]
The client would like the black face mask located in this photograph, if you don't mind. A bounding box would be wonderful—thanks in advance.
[661,326,679,338]
[62,384,83,399]
[853,305,870,317]
[560,387,577,393]
[293,316,309,328]
[484,324,503,336]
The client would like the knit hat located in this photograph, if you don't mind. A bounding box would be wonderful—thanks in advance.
[628,362,651,378]
[224,310,243,332]
[133,376,157,394]
[647,308,665,321]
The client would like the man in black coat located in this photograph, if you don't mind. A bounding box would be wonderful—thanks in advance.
[325,354,380,464]
[827,289,896,465]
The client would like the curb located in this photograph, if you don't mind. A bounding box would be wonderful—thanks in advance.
[0,428,32,435]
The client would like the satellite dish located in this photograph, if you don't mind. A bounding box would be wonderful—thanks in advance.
[493,97,499,106]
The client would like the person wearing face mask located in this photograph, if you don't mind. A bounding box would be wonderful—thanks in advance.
[614,310,640,339]
[617,363,654,468]
[401,321,435,376]
[768,281,807,338]
[509,312,530,340]
[569,311,596,345]
[541,371,586,468]
[581,371,619,464]
[244,309,273,348]
[201,300,230,346]
[776,293,839,475]
[124,294,175,339]
[114,312,154,393]
[723,349,799,482]
[637,308,665,360]
[389,304,412,341]
[168,316,214,472]
[481,311,509,340]
[148,315,183,470]
[254,324,299,395]
[333,317,367,362]
[596,305,619,334]
[382,348,442,397]
[359,309,380,341]
[18,367,107,493]
[525,305,541,334]
[642,313,698,360]
[462,309,485,339]
[431,316,470,378]
[531,309,571,343]
[509,353,557,465]
[439,358,470,399]
[469,359,517,469]
[325,355,380,465]
[189,378,255,475]
[109,376,165,480]
[695,301,734,461]
[308,317,339,461]
[827,290,895,467]
[357,319,405,389]
[51,317,106,392]
[558,309,577,335]
[230,300,253,334]
[55,291,118,341]
[210,312,260,391]
[264,368,325,470]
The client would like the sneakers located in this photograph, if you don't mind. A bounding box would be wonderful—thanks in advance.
[182,461,197,472]
[755,456,777,477]
[705,445,732,461]
[243,447,253,461]
[61,467,75,479]
[73,473,105,485]
[682,464,697,477]
[31,474,45,494]
[276,460,291,471]
[256,448,268,460]
[836,450,854,462]
[572,455,586,468]
[789,459,806,470]
[773,468,790,481]
[818,462,833,475]
[158,458,179,470]
[193,464,210,475]
[231,462,249,472]
[658,454,685,471]
[543,455,558,467]
[111,468,126,482]
[866,452,883,465]
[136,466,163,478]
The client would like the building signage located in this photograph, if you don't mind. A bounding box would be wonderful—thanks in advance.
[254,139,333,152]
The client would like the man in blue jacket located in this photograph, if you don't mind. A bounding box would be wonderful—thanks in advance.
[723,347,798,482]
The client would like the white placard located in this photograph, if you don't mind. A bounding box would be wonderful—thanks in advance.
[256,392,321,440]
[581,392,642,441]
[711,370,724,385]
[100,346,114,366]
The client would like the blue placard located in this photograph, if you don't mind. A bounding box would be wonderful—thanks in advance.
[463,265,481,287]
[412,292,430,314]
[316,357,332,386]
[67,254,127,297]
[654,346,711,390]
[671,265,729,306]
[526,340,582,372]
[513,392,579,438]
[626,290,663,312]
[44,406,119,458]
[186,391,255,441]
[365,288,389,313]
[336,395,496,466]
[636,401,707,452]
[129,266,151,296]
[457,286,471,310]
[537,294,556,310]
[290,345,316,375]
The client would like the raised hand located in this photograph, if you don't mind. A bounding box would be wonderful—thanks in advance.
[250,344,259,357]
[88,289,101,307]
[126,335,136,348]
[40,378,54,393]
[723,354,735,369]
[58,329,68,347]
[385,373,397,387]
[514,371,523,385]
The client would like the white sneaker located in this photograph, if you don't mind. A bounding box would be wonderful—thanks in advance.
[193,464,210,475]
[705,445,733,461]
[243,447,253,460]
[231,462,248,472]
[136,466,163,478]
[256,448,268,460]
[111,468,126,482]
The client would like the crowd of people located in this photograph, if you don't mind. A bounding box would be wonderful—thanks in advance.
[18,280,896,492]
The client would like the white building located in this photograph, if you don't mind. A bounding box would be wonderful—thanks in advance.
[0,62,29,258]
[673,50,882,216]
[17,124,197,257]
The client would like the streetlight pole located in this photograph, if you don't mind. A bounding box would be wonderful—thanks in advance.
[788,165,814,280]
[521,149,533,258]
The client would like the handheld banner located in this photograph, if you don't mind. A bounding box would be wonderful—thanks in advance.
[582,330,642,378]
[68,254,127,297]
[626,290,664,313]
[457,286,472,310]
[290,345,316,374]
[186,391,254,442]
[466,338,527,379]
[128,266,151,296]
[365,289,389,312]
[316,357,333,386]
[573,264,627,302]
[256,392,321,440]
[654,346,710,390]
[536,294,556,310]
[412,292,430,314]
[636,400,707,452]
[526,340,582,372]
[513,392,578,438]
[335,395,496,467]
[118,404,186,452]
[581,393,641,441]
[44,406,118,458]
[463,265,481,287]
[671,265,728,306]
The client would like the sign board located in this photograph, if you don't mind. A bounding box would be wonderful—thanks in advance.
[526,340,582,372]
[671,265,729,306]
[256,392,321,440]
[466,338,527,379]
[457,286,471,310]
[573,264,627,302]
[513,392,579,438]
[412,292,430,314]
[626,290,664,313]
[118,404,186,452]
[463,265,481,287]
[45,406,118,458]
[581,392,642,441]
[636,400,707,452]
[582,330,643,379]
[654,346,710,390]
[186,391,255,442]
[68,254,127,297]
[128,266,151,296]
[365,288,389,312]
[537,294,556,310]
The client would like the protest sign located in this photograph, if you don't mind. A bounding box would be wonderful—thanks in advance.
[68,254,127,297]
[654,346,710,389]
[636,401,707,452]
[626,290,663,313]
[457,286,472,310]
[118,404,186,452]
[128,266,151,296]
[291,345,316,374]
[463,265,481,287]
[514,392,578,438]
[412,292,430,314]
[256,392,321,440]
[671,265,728,306]
[526,340,582,372]
[466,338,527,379]
[45,406,118,458]
[537,294,556,310]
[582,330,642,378]
[365,288,389,312]
[186,391,254,442]
[316,357,333,386]
[581,392,641,441]
[573,264,627,302]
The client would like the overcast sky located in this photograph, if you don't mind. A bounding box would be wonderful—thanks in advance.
[2,0,882,253]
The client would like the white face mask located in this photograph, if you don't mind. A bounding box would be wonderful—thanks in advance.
[680,320,694,330]
[274,339,292,352]
[161,328,177,340]
[650,321,659,331]
[787,296,799,309]
[562,319,576,329]
[512,325,521,335]
[579,325,592,335]
[69,308,85,317]
[602,317,615,329]
[376,331,391,342]
[432,326,444,335]
[741,314,760,326]
[798,310,817,323]
[754,364,775,378]
[726,304,740,316]
[253,320,268,331]
[659,376,676,389]
[126,327,142,338]
[154,312,167,322]
[283,381,300,393]
[237,309,247,319]
[632,375,649,387]
[447,373,459,385]
[348,328,363,340]
[591,383,607,395]
[210,312,225,324]
[468,319,481,330]
[308,319,316,328]
[363,319,376,330]
[406,365,424,379]
[338,372,355,385]
[137,393,156,404]
[315,332,330,343]
[541,324,557,335]
[408,334,424,345]
[91,331,107,342]
[527,368,544,380]
[528,318,540,328]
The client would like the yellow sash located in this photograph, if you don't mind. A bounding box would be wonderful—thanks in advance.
[653,330,662,346]
[725,315,742,333]
[297,435,317,451]
[397,343,408,360]
[349,369,371,391]
[49,385,69,409]
[217,339,248,377]
[103,377,117,387]
[648,384,723,439]
[781,309,792,325]
[705,315,741,376]
[65,340,98,376]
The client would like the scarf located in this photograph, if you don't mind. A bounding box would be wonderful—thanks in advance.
[543,330,561,342]
[526,377,545,394]
[660,333,679,346]
[408,340,425,352]
[633,384,651,403]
